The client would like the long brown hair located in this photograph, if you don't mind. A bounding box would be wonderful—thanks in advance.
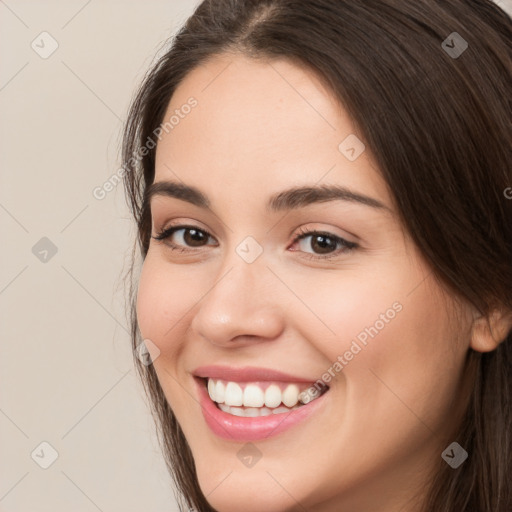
[122,1,512,510]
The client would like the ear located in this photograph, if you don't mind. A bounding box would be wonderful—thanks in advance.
[470,307,512,353]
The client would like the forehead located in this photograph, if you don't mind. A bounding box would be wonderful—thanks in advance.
[154,52,390,208]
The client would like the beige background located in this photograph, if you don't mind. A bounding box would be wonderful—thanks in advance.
[1,1,511,511]
[0,1,200,511]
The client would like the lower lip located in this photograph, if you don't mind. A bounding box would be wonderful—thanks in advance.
[194,377,329,442]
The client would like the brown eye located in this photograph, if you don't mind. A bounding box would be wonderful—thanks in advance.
[152,225,216,250]
[305,234,338,254]
[291,230,358,260]
[180,228,209,247]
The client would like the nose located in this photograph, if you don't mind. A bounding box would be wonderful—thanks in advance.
[190,255,285,348]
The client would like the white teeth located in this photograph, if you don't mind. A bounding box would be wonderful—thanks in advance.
[264,384,282,408]
[218,403,230,413]
[205,378,325,412]
[282,384,300,407]
[244,407,261,417]
[272,406,291,414]
[215,380,225,404]
[207,379,216,401]
[298,390,311,404]
[217,404,301,417]
[224,382,243,406]
[243,384,265,407]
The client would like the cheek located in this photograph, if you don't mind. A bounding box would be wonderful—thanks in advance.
[136,257,163,342]
[338,278,466,431]
[303,260,465,418]
[135,255,194,356]
[291,270,406,365]
[366,284,462,376]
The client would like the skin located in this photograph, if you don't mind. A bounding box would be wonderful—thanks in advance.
[136,52,510,512]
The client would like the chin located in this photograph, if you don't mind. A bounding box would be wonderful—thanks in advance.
[195,461,311,512]
[205,488,300,512]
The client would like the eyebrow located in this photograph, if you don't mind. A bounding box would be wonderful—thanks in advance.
[144,180,388,213]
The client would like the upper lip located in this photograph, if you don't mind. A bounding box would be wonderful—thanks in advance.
[193,365,320,383]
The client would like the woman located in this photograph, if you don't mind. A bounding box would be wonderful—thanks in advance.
[122,1,512,510]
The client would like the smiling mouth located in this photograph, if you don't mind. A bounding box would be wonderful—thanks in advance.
[200,377,329,418]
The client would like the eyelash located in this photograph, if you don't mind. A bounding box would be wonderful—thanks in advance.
[152,224,358,260]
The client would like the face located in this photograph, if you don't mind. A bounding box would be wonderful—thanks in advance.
[136,53,474,512]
